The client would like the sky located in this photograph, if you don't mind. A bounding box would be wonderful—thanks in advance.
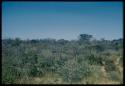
[2,2,123,40]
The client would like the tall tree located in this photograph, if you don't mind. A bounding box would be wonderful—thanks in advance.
[79,34,93,41]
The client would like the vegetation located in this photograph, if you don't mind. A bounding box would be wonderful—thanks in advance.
[2,34,123,84]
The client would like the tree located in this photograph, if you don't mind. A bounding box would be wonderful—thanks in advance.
[57,39,68,45]
[12,38,21,46]
[79,34,93,41]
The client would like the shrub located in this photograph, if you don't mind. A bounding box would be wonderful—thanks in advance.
[57,59,91,83]
[108,71,122,82]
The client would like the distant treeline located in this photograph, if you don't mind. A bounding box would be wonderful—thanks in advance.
[2,34,123,44]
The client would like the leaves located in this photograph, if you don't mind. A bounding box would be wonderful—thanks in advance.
[2,35,123,84]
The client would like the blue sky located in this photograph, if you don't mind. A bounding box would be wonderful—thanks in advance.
[2,2,123,40]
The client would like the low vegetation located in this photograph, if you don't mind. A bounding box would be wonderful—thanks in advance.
[2,34,123,84]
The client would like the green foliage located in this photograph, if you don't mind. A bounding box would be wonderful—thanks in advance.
[57,59,92,83]
[79,34,93,41]
[2,34,123,84]
[108,71,122,82]
[30,66,39,77]
[2,67,16,83]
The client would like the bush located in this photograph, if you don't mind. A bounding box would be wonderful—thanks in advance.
[57,59,91,83]
[108,71,122,82]
[2,67,17,84]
